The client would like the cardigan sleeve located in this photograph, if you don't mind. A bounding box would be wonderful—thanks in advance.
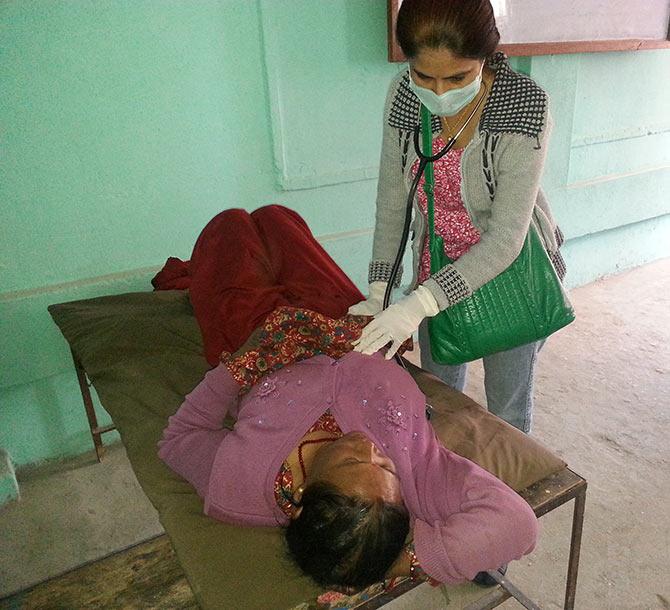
[411,447,539,584]
[369,73,411,286]
[157,364,240,498]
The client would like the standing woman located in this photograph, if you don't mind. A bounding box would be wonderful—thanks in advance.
[351,0,567,433]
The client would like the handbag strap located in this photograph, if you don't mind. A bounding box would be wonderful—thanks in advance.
[419,105,455,269]
[420,105,437,250]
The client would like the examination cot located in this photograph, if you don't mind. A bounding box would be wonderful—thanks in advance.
[49,290,586,609]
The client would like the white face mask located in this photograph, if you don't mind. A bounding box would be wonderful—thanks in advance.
[408,64,484,117]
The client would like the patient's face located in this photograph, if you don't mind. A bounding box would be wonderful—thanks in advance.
[308,432,403,505]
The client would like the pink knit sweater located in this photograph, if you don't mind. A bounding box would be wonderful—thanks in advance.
[158,351,537,583]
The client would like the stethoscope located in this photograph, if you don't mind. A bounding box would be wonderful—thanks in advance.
[383,82,488,376]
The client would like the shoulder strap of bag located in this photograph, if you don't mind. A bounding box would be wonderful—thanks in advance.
[420,105,436,248]
[420,105,455,270]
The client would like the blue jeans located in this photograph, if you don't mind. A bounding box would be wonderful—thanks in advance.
[418,321,543,433]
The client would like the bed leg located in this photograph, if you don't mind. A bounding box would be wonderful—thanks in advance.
[564,483,587,610]
[71,349,112,462]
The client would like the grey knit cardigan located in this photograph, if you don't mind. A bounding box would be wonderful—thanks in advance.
[369,53,566,311]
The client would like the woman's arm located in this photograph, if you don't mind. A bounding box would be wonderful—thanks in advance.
[457,119,552,283]
[370,73,411,285]
[412,449,538,584]
[157,364,240,497]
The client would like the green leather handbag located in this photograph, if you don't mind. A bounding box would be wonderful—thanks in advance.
[420,106,575,365]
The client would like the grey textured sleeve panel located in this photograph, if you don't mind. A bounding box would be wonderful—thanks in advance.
[369,72,410,286]
[425,110,554,310]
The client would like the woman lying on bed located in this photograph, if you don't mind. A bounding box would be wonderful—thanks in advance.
[157,205,538,590]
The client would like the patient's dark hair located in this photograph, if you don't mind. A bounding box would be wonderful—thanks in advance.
[285,481,410,589]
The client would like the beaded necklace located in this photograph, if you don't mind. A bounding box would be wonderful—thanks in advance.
[275,412,342,515]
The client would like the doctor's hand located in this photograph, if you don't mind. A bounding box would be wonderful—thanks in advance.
[352,285,439,359]
[348,282,388,316]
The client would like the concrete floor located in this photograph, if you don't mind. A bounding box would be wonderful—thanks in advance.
[1,259,669,609]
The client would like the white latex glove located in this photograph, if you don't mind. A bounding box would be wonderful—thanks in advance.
[348,282,388,316]
[352,285,440,359]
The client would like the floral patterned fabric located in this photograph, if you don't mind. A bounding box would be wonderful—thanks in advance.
[411,141,481,282]
[291,571,438,610]
[220,306,412,393]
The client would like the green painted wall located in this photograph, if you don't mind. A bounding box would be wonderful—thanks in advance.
[1,1,669,467]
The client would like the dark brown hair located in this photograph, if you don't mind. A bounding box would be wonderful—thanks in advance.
[396,0,500,59]
[285,482,409,589]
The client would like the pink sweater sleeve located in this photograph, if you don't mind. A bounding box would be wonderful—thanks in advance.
[412,449,538,584]
[157,364,239,498]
